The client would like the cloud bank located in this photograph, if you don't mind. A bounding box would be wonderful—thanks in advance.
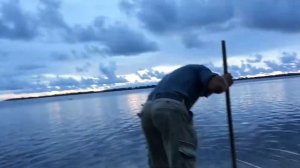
[2,52,299,93]
[121,0,300,34]
[1,0,300,98]
[0,0,158,56]
[208,52,300,77]
[120,0,300,50]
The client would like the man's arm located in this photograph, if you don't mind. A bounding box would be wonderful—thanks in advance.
[207,73,233,94]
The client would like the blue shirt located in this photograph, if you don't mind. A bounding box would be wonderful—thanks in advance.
[150,64,218,109]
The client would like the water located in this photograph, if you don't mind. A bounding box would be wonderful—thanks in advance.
[0,77,300,168]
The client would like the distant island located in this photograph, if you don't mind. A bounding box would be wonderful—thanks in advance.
[5,72,300,101]
[235,72,300,81]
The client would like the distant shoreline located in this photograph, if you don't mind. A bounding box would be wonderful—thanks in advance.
[5,72,300,101]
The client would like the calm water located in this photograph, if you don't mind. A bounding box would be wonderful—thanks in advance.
[0,77,300,168]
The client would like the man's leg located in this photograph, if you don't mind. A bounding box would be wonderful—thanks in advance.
[141,102,169,168]
[151,99,198,168]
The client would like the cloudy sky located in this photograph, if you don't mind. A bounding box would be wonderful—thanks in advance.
[1,0,300,100]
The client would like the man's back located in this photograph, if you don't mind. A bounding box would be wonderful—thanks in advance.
[150,64,217,109]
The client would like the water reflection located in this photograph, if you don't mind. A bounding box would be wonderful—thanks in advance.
[48,102,62,125]
[125,92,146,114]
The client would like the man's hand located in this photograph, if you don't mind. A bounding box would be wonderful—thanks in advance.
[222,73,233,88]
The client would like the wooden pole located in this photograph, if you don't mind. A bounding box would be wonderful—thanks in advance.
[221,40,237,168]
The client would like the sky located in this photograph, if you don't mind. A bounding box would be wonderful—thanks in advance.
[0,0,300,100]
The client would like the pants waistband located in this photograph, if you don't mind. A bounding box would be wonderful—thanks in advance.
[148,92,190,108]
[145,98,194,119]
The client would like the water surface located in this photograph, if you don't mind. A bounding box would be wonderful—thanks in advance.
[0,77,299,168]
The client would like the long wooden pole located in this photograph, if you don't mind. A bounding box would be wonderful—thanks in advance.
[221,40,237,168]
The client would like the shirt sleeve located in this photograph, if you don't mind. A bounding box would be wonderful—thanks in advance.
[199,65,219,97]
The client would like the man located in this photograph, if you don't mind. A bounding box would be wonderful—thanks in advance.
[139,64,233,168]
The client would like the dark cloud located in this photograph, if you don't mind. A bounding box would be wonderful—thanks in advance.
[49,75,128,91]
[48,76,127,90]
[119,0,136,15]
[0,74,127,92]
[203,20,237,32]
[277,52,300,71]
[0,61,127,93]
[38,0,158,56]
[246,54,262,63]
[205,52,300,78]
[50,52,71,61]
[84,45,105,55]
[227,63,268,77]
[121,0,233,34]
[71,50,90,59]
[228,65,242,77]
[243,64,267,76]
[0,75,48,92]
[38,0,69,30]
[99,62,128,83]
[205,62,265,77]
[0,77,33,90]
[119,0,234,49]
[121,0,300,35]
[0,0,38,40]
[99,61,117,79]
[2,52,300,93]
[0,0,69,40]
[119,0,300,51]
[0,64,46,79]
[51,50,91,62]
[1,61,129,91]
[16,64,46,71]
[243,52,300,75]
[68,17,158,56]
[0,0,157,56]
[236,0,300,33]
[83,45,108,58]
[181,32,206,49]
[49,77,80,90]
[0,0,67,40]
[75,67,86,73]
[76,62,91,73]
[134,0,178,34]
[280,52,298,64]
[179,0,234,30]
[263,60,282,72]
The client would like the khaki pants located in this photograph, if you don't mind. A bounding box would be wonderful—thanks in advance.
[140,98,198,168]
